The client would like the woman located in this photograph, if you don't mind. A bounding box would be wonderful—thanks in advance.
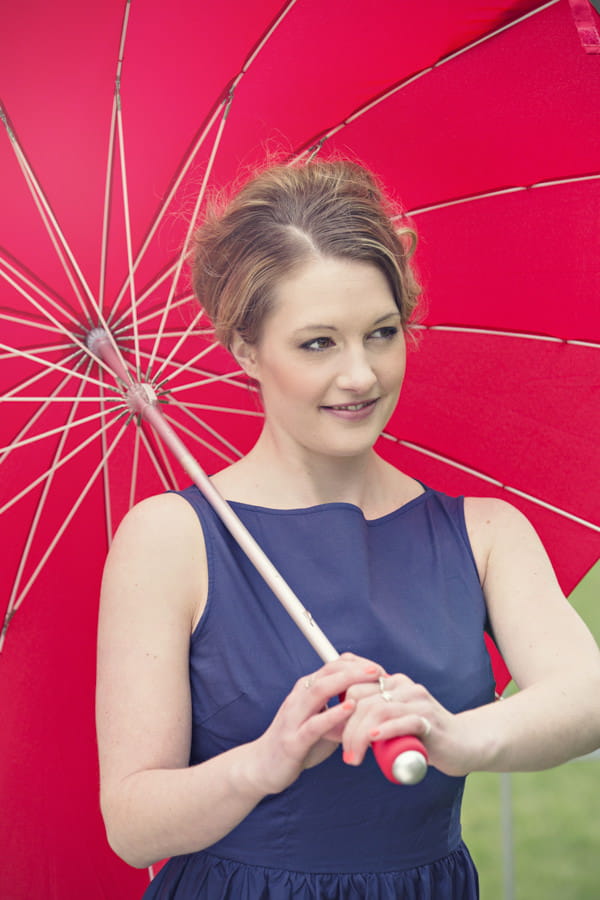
[96,160,600,898]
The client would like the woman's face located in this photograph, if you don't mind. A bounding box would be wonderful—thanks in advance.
[236,256,407,461]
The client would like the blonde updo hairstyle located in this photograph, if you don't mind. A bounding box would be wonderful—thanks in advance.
[191,159,420,350]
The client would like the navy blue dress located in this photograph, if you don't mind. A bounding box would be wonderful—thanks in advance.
[143,485,496,898]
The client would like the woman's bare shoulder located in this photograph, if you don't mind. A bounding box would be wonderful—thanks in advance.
[108,491,204,556]
[463,496,535,545]
[102,491,207,628]
[462,496,533,582]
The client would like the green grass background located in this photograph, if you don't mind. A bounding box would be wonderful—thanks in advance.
[462,560,600,899]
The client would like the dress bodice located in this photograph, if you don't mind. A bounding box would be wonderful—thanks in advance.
[143,485,495,898]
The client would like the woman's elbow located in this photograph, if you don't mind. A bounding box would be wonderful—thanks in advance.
[100,790,158,869]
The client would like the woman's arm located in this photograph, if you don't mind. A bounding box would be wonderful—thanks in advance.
[456,497,600,771]
[97,494,380,867]
[341,498,600,776]
[96,492,263,867]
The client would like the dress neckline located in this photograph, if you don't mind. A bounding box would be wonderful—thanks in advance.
[225,483,431,525]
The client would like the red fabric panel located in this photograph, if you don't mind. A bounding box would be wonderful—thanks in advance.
[413,182,600,341]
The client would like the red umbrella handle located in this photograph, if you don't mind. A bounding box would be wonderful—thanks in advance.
[372,735,428,785]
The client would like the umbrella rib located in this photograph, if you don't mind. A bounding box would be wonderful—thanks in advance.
[291,0,560,160]
[240,0,300,73]
[162,412,238,465]
[433,0,560,67]
[148,421,181,489]
[115,82,143,377]
[0,342,74,359]
[137,426,177,492]
[178,402,262,418]
[0,104,98,321]
[0,310,64,336]
[4,395,124,403]
[405,186,526,216]
[99,90,119,314]
[167,399,246,459]
[533,173,600,187]
[98,0,131,312]
[380,433,600,532]
[147,104,232,382]
[121,329,213,340]
[129,426,142,510]
[99,379,115,547]
[404,173,600,217]
[413,324,599,349]
[166,370,251,395]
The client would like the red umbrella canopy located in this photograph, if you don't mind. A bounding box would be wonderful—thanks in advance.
[1,1,599,897]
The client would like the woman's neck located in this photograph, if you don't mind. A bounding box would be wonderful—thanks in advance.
[211,430,419,517]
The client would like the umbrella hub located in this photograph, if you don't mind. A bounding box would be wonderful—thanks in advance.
[124,380,159,416]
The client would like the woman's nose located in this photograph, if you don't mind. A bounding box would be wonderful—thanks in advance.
[335,347,377,393]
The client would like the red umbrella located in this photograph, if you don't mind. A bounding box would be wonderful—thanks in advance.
[1,1,599,897]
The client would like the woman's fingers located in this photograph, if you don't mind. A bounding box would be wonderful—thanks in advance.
[341,674,438,765]
[295,655,385,712]
[261,657,418,789]
[269,656,385,770]
[369,713,433,744]
[300,697,356,745]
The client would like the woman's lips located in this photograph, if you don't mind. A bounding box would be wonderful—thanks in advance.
[321,398,378,420]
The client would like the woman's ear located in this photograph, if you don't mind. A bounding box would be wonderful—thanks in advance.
[230,331,259,379]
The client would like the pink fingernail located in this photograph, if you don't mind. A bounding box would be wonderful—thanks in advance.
[342,700,355,711]
[364,665,378,674]
[343,749,354,764]
[370,728,380,738]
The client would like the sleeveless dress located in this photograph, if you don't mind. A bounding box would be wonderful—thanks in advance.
[143,485,496,899]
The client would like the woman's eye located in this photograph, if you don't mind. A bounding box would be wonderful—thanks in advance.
[370,326,398,340]
[300,336,335,351]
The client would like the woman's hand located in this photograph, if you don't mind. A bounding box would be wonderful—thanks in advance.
[249,653,385,795]
[341,673,474,777]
